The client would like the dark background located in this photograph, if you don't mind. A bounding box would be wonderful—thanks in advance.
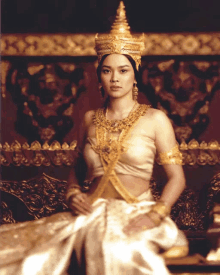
[2,0,220,33]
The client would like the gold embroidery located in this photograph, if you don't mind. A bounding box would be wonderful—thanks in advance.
[90,104,150,203]
[159,144,183,165]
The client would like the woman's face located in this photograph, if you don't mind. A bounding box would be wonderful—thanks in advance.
[100,54,136,100]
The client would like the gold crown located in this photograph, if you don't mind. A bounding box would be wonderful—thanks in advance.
[95,1,145,70]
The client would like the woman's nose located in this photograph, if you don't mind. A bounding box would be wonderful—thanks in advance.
[110,72,119,82]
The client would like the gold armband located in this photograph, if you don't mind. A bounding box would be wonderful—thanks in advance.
[151,201,171,219]
[66,186,81,204]
[159,144,183,165]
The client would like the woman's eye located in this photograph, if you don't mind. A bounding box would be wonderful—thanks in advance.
[121,69,127,73]
[102,69,110,74]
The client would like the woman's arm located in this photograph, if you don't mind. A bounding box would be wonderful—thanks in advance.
[67,165,92,215]
[66,110,94,215]
[154,110,186,207]
[124,109,186,235]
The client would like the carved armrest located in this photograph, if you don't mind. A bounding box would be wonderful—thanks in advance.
[0,173,69,221]
[150,178,205,231]
[0,191,34,224]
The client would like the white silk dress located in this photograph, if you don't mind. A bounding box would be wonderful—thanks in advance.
[0,113,188,275]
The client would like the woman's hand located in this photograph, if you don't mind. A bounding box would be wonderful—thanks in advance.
[123,213,157,235]
[69,192,93,216]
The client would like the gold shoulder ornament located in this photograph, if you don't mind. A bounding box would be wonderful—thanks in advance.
[159,144,183,165]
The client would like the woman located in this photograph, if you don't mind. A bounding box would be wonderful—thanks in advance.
[0,2,188,275]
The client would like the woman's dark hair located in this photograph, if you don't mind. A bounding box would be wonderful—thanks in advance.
[96,54,141,99]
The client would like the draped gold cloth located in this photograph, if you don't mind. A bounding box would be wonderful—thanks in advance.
[0,190,187,275]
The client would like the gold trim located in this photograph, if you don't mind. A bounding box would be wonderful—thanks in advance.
[0,140,77,167]
[2,33,220,56]
[1,139,220,166]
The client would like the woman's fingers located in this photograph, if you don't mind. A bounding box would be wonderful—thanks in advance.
[82,193,92,206]
[81,194,93,210]
[77,194,93,212]
[71,201,91,215]
[69,194,92,215]
[70,202,90,215]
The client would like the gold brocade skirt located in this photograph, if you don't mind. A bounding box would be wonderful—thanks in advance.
[0,190,187,275]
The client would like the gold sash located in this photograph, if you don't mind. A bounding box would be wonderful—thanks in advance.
[90,104,150,204]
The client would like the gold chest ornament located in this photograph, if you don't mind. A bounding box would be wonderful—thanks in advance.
[90,104,150,203]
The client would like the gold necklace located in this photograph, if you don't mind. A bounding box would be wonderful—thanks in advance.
[92,104,150,162]
[93,102,147,133]
[105,101,137,127]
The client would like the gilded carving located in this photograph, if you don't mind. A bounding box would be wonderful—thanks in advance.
[0,173,206,230]
[0,140,79,167]
[206,192,220,261]
[30,141,41,150]
[70,140,77,150]
[0,171,217,232]
[0,152,10,166]
[172,189,205,231]
[49,141,62,150]
[2,33,220,57]
[142,61,220,141]
[188,140,200,150]
[197,151,210,166]
[207,173,220,215]
[2,34,96,57]
[5,62,86,143]
[182,151,197,166]
[208,140,219,150]
[1,61,11,98]
[1,139,220,167]
[0,173,68,219]
[200,141,209,150]
[2,58,219,144]
[0,201,16,224]
[150,179,205,230]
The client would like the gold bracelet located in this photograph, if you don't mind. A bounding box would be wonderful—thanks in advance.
[151,201,171,219]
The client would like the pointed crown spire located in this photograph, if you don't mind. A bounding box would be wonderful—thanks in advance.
[95,1,145,70]
[110,1,131,36]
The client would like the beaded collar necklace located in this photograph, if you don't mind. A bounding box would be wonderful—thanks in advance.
[93,102,146,133]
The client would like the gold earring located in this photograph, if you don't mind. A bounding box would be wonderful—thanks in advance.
[133,83,138,101]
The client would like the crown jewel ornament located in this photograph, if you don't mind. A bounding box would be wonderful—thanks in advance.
[95,1,145,70]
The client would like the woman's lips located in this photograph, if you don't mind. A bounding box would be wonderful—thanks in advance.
[110,86,122,90]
